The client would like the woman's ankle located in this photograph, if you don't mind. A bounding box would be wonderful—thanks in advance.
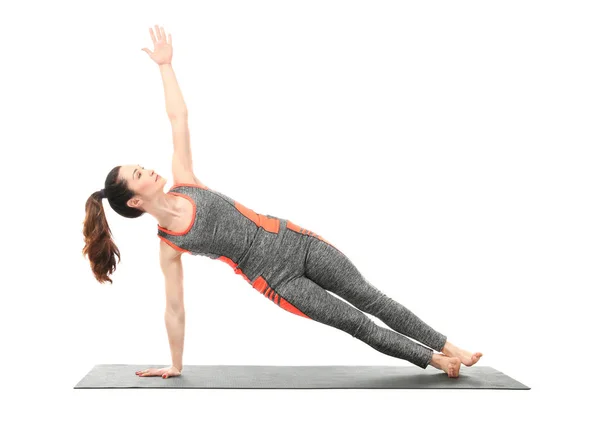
[442,340,455,355]
[429,353,442,369]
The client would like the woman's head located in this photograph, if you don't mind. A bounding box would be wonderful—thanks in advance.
[116,164,167,210]
[82,163,166,284]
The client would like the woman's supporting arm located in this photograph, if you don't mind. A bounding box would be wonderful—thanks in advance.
[165,309,185,371]
[159,63,188,119]
[160,241,186,372]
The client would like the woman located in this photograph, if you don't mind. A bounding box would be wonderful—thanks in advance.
[82,25,483,380]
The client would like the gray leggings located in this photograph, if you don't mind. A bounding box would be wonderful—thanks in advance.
[237,219,448,369]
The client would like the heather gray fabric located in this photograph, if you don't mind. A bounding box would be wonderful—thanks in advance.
[157,184,262,261]
[74,364,531,389]
[261,230,447,369]
[158,184,447,369]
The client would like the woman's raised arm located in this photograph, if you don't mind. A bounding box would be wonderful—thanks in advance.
[159,63,188,119]
[142,25,188,119]
[142,25,196,182]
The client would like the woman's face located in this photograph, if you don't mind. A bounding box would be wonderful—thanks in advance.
[119,164,166,208]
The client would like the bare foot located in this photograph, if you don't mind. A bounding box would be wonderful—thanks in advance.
[429,353,461,378]
[442,341,483,367]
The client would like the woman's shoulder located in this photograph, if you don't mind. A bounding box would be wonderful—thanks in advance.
[169,177,209,191]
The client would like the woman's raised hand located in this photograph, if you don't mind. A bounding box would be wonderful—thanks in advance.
[142,25,173,65]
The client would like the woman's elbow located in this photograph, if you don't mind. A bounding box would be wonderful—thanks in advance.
[169,112,188,121]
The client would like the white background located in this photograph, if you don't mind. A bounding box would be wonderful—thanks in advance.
[2,0,597,440]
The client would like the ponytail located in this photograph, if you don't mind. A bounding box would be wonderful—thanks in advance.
[82,190,121,284]
[82,165,145,284]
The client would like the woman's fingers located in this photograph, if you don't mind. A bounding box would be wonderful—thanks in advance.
[147,25,170,48]
[149,27,157,44]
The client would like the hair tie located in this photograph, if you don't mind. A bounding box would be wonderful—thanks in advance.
[99,188,106,199]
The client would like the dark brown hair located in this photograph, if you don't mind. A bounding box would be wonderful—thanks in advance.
[82,165,146,284]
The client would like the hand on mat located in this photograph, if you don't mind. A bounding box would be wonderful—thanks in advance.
[142,24,173,65]
[136,365,181,379]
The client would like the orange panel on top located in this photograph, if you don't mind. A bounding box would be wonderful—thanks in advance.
[234,201,280,233]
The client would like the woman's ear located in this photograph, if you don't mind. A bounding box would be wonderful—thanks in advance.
[127,197,143,210]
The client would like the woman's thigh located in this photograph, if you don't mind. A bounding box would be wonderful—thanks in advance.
[303,236,383,312]
[274,274,370,337]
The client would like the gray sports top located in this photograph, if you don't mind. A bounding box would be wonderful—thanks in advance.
[157,182,287,279]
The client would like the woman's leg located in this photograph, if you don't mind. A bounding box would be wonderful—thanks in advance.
[303,235,448,353]
[275,275,435,369]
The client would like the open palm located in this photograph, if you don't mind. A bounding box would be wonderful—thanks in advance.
[142,24,173,65]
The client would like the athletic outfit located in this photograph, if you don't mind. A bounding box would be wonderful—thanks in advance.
[157,182,447,369]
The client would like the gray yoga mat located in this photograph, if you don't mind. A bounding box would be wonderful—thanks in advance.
[74,364,530,389]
